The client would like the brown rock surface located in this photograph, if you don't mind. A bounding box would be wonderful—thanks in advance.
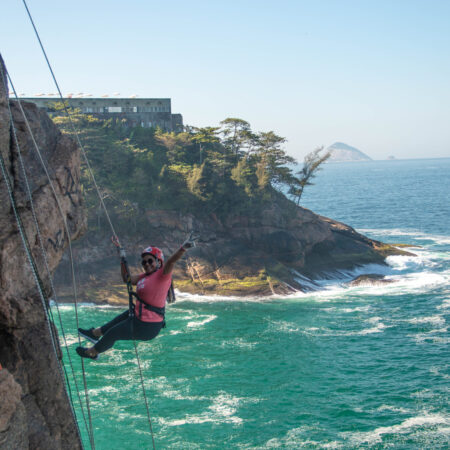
[0,55,85,449]
[54,198,413,302]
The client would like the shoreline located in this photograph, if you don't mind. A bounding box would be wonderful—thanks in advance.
[53,257,413,305]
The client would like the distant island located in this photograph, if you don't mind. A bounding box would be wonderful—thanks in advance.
[326,142,372,162]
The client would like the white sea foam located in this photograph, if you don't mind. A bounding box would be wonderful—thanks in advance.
[429,365,450,379]
[220,337,257,349]
[406,315,446,326]
[60,334,80,346]
[410,327,448,344]
[187,314,217,328]
[149,376,198,401]
[376,404,410,414]
[302,317,388,337]
[164,236,449,303]
[437,298,450,310]
[88,385,119,396]
[340,414,450,445]
[323,305,372,314]
[358,228,450,245]
[359,316,388,335]
[269,320,301,334]
[264,425,341,449]
[174,289,277,303]
[340,305,371,313]
[158,392,245,426]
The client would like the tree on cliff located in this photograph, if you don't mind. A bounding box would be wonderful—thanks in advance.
[188,126,221,164]
[220,118,251,156]
[253,131,296,187]
[288,147,331,205]
[52,112,333,231]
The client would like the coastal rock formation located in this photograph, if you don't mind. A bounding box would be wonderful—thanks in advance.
[349,274,394,287]
[55,194,411,300]
[0,56,85,449]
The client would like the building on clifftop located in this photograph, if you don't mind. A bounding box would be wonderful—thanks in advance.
[17,97,184,132]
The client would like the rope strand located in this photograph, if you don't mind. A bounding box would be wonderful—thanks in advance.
[22,0,119,240]
[4,65,93,431]
[3,66,95,449]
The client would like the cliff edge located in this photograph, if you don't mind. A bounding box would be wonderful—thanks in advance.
[0,56,85,449]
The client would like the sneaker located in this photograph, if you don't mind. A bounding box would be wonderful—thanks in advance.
[78,328,99,344]
[76,346,99,360]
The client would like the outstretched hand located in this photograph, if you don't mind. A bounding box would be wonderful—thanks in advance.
[182,232,199,250]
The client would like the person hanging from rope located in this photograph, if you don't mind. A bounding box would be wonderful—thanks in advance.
[76,235,197,360]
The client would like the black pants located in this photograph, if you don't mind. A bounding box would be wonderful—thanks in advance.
[93,310,164,353]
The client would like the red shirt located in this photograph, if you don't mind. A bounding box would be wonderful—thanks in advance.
[136,268,172,322]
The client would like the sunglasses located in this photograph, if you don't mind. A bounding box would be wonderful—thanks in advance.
[141,258,156,266]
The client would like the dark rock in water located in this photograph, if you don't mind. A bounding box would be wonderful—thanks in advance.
[349,274,394,286]
[0,55,85,448]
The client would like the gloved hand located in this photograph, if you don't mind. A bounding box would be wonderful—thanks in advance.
[111,235,127,259]
[181,233,198,250]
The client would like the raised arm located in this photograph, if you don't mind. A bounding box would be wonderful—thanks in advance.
[163,236,197,275]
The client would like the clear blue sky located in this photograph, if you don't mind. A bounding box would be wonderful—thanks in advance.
[2,0,450,160]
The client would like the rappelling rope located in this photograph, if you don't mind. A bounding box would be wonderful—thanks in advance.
[1,66,94,448]
[133,341,157,450]
[0,128,91,448]
[21,1,158,446]
[22,0,119,241]
[113,239,157,450]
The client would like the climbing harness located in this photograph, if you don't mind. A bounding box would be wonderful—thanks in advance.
[112,237,167,325]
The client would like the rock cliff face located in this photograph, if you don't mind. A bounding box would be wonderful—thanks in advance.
[0,56,85,449]
[56,190,410,302]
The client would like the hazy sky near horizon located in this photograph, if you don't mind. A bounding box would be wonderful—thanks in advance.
[2,0,449,161]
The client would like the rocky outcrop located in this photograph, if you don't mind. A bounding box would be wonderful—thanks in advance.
[54,192,412,301]
[349,274,394,287]
[0,56,85,449]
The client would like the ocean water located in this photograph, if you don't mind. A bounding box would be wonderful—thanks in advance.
[57,158,450,449]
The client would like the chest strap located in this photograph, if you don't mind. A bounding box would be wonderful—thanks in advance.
[141,300,165,317]
[136,297,165,318]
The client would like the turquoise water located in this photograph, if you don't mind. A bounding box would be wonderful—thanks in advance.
[57,158,450,449]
